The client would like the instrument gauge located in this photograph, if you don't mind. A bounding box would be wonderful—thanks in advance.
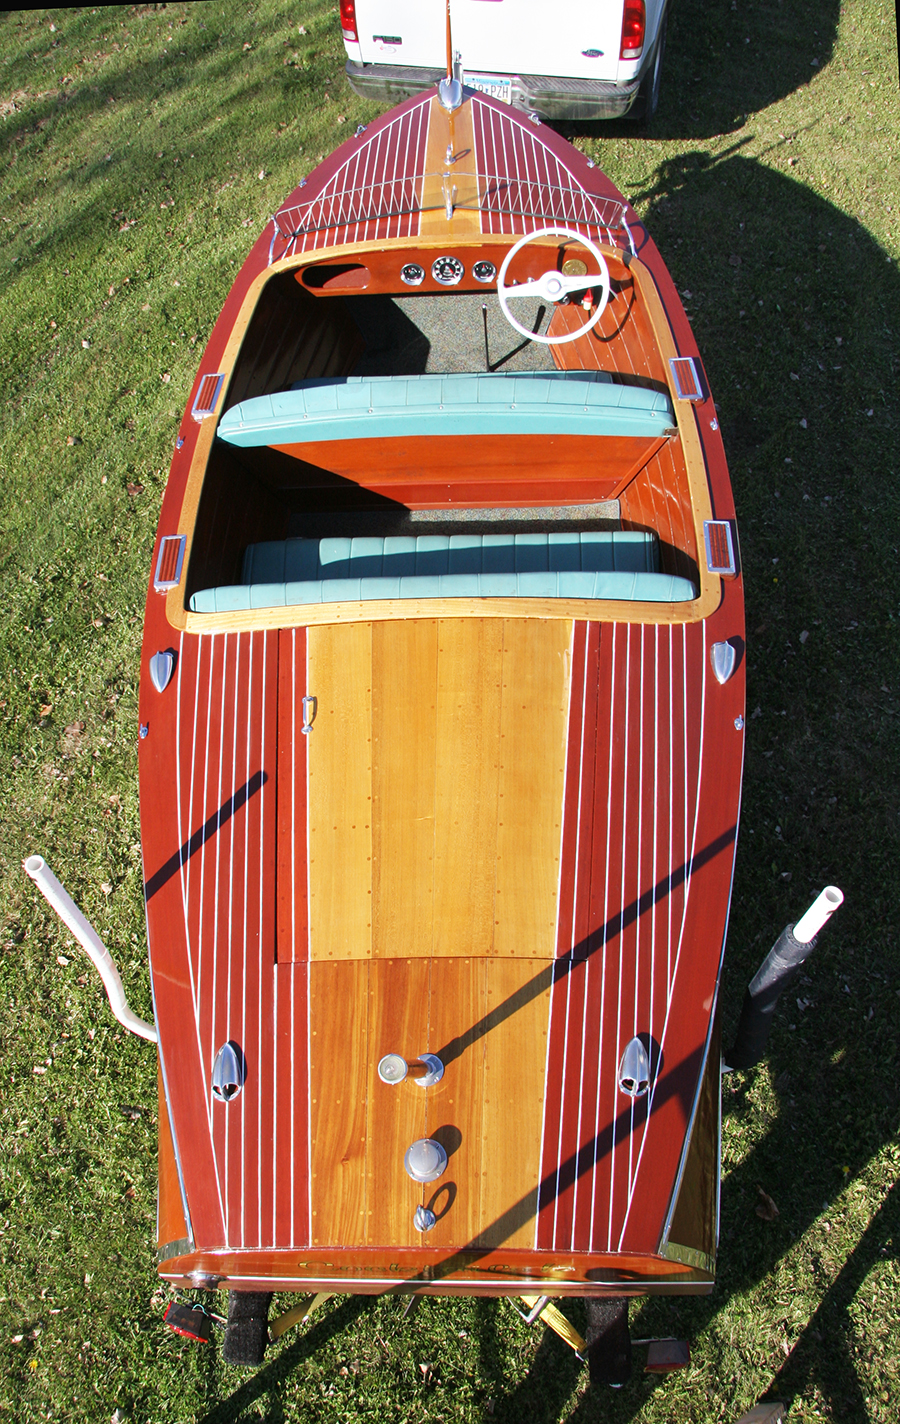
[400,263,425,286]
[431,254,465,286]
[473,260,497,284]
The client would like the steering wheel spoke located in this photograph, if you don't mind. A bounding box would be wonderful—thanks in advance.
[497,227,611,347]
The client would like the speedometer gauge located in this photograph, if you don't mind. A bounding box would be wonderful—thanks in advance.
[431,255,464,286]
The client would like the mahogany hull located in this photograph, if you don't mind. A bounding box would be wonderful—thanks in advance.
[140,86,744,1301]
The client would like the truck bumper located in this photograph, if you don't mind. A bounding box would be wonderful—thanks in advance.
[344,62,642,121]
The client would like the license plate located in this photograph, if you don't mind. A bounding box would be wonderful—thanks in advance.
[465,72,513,105]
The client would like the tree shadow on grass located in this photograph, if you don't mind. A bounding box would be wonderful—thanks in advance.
[197,1294,378,1424]
[0,4,357,289]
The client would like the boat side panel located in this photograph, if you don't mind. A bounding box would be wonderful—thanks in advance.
[536,619,737,1255]
[157,1062,190,1253]
[663,1009,721,1268]
[276,627,310,963]
[494,619,572,959]
[225,272,364,410]
[273,962,311,1247]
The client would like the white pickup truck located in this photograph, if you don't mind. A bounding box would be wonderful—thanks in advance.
[340,0,668,122]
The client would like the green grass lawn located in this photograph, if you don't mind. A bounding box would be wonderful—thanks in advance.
[1,2,898,1420]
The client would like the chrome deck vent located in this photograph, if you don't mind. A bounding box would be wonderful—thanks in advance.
[149,650,175,693]
[404,1138,448,1183]
[618,1037,651,1098]
[710,641,737,685]
[212,1041,246,1102]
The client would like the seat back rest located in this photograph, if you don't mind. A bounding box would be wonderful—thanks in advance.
[241,531,660,584]
[217,373,675,448]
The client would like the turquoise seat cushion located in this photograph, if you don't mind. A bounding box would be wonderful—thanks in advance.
[190,569,697,612]
[216,372,675,447]
[190,532,697,611]
[241,531,660,583]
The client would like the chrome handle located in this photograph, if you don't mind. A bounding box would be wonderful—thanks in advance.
[301,695,317,735]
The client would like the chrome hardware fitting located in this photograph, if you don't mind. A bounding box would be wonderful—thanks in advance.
[301,695,317,735]
[212,1041,246,1102]
[414,1205,437,1233]
[378,1052,444,1087]
[378,1053,409,1084]
[734,715,745,731]
[404,1138,448,1183]
[710,641,737,686]
[191,372,225,423]
[150,650,175,694]
[438,76,462,111]
[669,355,703,402]
[618,1037,651,1097]
[412,1053,444,1088]
[703,520,737,576]
[154,533,186,592]
[139,723,149,740]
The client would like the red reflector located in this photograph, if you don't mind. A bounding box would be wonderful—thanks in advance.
[339,0,358,41]
[164,1303,211,1344]
[620,0,645,58]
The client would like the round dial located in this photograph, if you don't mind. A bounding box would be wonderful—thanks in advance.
[473,260,497,284]
[400,263,425,286]
[431,254,464,286]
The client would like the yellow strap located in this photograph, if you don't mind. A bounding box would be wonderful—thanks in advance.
[519,1295,587,1357]
[269,1291,336,1341]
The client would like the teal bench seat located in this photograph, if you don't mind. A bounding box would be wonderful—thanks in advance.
[215,372,675,447]
[189,532,697,612]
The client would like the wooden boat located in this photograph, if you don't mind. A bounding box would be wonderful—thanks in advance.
[138,78,745,1367]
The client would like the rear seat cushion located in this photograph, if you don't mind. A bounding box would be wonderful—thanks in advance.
[189,531,697,610]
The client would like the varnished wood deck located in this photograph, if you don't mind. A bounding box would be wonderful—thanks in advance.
[144,612,741,1266]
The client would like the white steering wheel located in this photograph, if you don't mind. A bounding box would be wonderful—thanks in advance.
[496,226,611,347]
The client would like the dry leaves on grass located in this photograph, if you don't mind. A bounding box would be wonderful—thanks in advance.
[756,1185,780,1221]
[60,720,86,756]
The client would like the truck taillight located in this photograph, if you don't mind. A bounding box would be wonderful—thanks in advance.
[620,0,645,59]
[340,0,358,42]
